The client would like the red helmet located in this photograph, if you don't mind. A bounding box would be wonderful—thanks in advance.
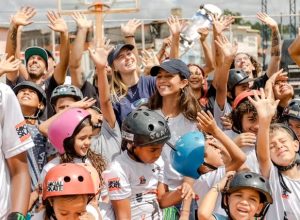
[232,90,261,110]
[43,163,95,201]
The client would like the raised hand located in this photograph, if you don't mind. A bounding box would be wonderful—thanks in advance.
[197,110,219,136]
[248,88,279,122]
[47,11,68,33]
[220,115,233,130]
[71,12,92,29]
[233,132,257,148]
[215,35,238,59]
[198,27,209,42]
[88,38,113,68]
[11,6,36,26]
[121,19,141,37]
[0,54,21,75]
[256,12,278,30]
[70,97,96,109]
[217,171,235,192]
[212,14,235,35]
[141,49,159,69]
[167,15,183,36]
[177,182,195,200]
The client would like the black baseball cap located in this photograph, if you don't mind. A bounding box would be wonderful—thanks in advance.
[150,59,190,79]
[107,44,134,67]
[25,46,48,69]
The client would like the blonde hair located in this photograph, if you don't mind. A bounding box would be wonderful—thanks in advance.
[110,70,129,102]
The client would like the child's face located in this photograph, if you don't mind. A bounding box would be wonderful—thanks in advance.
[204,136,224,167]
[269,129,299,166]
[74,125,93,157]
[134,143,164,164]
[241,112,259,134]
[52,195,88,220]
[288,118,300,140]
[234,83,250,98]
[273,79,294,101]
[228,188,263,220]
[55,97,77,113]
[17,88,40,109]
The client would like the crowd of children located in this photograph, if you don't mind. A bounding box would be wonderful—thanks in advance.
[1,4,300,220]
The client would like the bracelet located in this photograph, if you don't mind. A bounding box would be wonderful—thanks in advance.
[211,184,220,192]
[124,35,134,38]
[7,212,26,220]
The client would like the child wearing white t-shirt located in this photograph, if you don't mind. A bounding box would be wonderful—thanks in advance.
[102,109,194,220]
[250,89,300,220]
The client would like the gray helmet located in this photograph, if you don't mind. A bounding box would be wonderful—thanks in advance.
[222,171,273,218]
[284,99,300,121]
[50,85,83,106]
[227,69,254,96]
[13,81,46,106]
[121,109,171,146]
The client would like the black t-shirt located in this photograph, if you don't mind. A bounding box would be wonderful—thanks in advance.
[81,80,100,108]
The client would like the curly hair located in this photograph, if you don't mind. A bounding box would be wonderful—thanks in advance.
[61,150,106,185]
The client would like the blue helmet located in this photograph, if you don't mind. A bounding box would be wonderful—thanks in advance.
[171,131,205,179]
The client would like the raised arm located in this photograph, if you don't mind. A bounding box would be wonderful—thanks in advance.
[214,35,237,110]
[47,11,70,85]
[198,171,235,220]
[5,7,35,82]
[211,15,235,70]
[197,110,246,172]
[257,12,281,77]
[88,40,116,128]
[0,54,21,77]
[167,15,183,59]
[198,28,214,76]
[121,19,141,64]
[248,89,279,178]
[69,12,92,88]
[288,31,300,66]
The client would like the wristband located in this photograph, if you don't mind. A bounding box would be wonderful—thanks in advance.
[124,35,134,38]
[7,212,26,220]
[211,184,220,192]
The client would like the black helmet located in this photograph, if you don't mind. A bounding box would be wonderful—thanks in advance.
[283,99,300,121]
[13,81,46,106]
[121,109,171,146]
[222,171,273,218]
[227,69,254,97]
[50,85,83,106]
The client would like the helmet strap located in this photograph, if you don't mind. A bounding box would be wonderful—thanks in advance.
[202,161,218,171]
[275,154,300,172]
[127,146,144,163]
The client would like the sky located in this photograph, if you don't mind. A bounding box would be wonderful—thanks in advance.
[0,0,296,29]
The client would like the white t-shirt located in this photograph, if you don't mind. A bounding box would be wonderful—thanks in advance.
[102,151,164,220]
[0,83,34,218]
[194,167,226,216]
[266,165,300,220]
[90,119,121,162]
[156,110,198,190]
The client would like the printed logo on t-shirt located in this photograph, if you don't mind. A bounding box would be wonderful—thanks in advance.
[15,120,31,142]
[108,177,121,191]
[139,176,146,184]
[47,181,64,192]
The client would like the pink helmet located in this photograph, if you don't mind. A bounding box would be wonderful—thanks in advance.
[48,108,91,154]
[42,163,95,201]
